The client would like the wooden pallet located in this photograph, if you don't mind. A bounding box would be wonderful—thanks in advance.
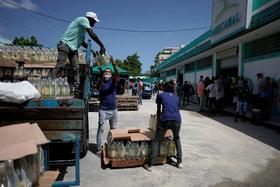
[89,100,100,112]
[117,106,138,111]
[116,96,138,111]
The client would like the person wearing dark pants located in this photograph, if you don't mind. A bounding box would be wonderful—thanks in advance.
[96,56,119,156]
[145,80,182,171]
[51,12,105,97]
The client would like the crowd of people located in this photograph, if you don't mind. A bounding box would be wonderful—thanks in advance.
[177,73,277,124]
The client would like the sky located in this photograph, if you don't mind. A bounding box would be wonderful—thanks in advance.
[0,0,213,72]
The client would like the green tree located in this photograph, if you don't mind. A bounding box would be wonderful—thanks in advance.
[19,36,25,46]
[115,59,124,67]
[30,36,38,46]
[12,37,19,45]
[12,36,40,46]
[123,53,142,76]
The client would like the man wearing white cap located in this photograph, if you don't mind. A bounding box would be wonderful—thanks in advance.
[51,11,105,97]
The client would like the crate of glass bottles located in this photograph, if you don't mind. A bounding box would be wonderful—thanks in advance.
[102,128,175,168]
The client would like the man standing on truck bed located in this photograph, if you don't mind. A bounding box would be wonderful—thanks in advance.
[96,56,119,156]
[51,11,106,97]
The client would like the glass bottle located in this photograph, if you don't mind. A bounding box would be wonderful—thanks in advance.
[159,140,168,157]
[1,45,7,60]
[11,46,17,61]
[0,162,9,187]
[18,65,24,77]
[14,159,32,187]
[5,160,20,187]
[139,141,149,159]
[13,63,19,77]
[61,78,67,96]
[40,78,45,96]
[31,47,37,63]
[168,140,176,157]
[36,48,43,63]
[109,141,117,160]
[134,142,140,160]
[61,77,70,96]
[50,78,55,97]
[117,141,126,160]
[44,78,50,97]
[22,46,29,61]
[125,141,131,160]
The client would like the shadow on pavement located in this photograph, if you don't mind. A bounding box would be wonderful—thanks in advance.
[210,154,280,187]
[199,110,280,151]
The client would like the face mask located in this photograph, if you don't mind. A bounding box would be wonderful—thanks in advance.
[104,74,111,81]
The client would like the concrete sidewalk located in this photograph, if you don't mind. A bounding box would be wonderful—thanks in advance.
[62,97,280,187]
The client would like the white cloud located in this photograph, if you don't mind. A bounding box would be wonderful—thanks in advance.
[19,0,38,11]
[0,0,38,11]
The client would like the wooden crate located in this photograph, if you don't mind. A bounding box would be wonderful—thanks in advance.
[116,96,138,111]
[102,143,166,168]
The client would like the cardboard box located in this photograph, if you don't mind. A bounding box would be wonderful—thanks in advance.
[38,171,60,187]
[0,123,50,161]
[107,128,173,142]
[0,123,58,186]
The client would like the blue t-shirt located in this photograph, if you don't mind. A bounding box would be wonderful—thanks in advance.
[156,92,181,123]
[61,17,91,51]
[100,78,117,110]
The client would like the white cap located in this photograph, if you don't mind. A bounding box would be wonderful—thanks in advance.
[86,12,100,22]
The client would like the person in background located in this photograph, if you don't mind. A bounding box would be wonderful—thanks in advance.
[215,76,224,114]
[96,56,119,156]
[204,77,211,108]
[260,76,273,120]
[251,73,263,123]
[197,75,205,112]
[137,78,143,105]
[159,80,164,94]
[182,80,191,106]
[144,80,182,172]
[51,12,105,97]
[206,79,216,115]
[235,80,250,122]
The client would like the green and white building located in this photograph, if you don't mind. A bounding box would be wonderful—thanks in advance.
[155,0,280,88]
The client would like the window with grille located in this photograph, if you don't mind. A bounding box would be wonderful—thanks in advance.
[196,56,212,69]
[244,32,280,60]
[184,62,195,72]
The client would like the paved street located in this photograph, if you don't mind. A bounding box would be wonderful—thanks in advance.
[64,96,280,187]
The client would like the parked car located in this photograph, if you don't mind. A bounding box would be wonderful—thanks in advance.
[142,82,152,99]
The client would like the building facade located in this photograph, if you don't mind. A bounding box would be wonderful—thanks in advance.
[155,0,280,111]
[154,47,180,65]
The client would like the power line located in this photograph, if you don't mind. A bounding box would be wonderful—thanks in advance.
[1,0,210,33]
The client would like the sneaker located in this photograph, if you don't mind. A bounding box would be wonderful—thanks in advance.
[177,162,183,169]
[144,164,152,172]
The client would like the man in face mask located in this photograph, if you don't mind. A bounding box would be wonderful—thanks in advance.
[96,56,119,156]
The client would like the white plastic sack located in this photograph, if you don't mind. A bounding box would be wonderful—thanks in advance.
[0,81,41,104]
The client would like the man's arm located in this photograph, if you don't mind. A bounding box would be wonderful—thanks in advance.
[157,103,161,120]
[156,95,161,120]
[81,40,97,57]
[98,66,103,92]
[86,28,105,54]
[109,56,119,82]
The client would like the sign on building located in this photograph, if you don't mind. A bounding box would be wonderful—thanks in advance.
[211,0,252,44]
